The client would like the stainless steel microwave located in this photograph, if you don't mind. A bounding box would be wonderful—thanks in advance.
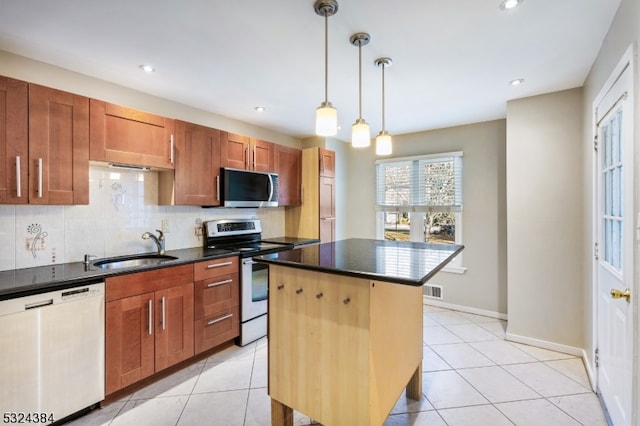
[220,168,279,207]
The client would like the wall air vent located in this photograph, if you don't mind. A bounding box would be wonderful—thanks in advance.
[424,284,443,299]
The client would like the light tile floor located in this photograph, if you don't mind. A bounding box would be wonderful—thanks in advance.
[68,305,608,426]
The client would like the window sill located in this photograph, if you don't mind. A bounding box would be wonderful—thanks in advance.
[442,265,467,274]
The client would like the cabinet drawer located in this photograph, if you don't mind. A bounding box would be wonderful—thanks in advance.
[106,264,193,301]
[194,272,239,320]
[194,307,239,355]
[194,257,238,281]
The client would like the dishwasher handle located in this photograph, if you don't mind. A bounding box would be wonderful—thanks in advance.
[25,299,54,310]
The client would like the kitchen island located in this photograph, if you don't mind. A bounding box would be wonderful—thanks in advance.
[255,238,464,426]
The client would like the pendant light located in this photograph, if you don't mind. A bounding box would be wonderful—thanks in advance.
[375,57,393,155]
[314,0,339,136]
[350,32,371,148]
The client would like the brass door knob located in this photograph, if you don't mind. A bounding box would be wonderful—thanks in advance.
[610,288,631,302]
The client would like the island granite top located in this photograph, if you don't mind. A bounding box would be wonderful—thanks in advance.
[254,238,464,286]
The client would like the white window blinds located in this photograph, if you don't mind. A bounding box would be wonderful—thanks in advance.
[376,151,463,212]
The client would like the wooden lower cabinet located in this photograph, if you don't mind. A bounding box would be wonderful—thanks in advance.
[193,257,240,354]
[105,265,194,395]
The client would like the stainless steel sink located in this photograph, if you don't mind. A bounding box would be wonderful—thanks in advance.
[93,254,178,269]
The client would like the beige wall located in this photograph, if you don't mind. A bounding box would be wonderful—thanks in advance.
[580,0,640,370]
[506,88,584,349]
[344,120,508,315]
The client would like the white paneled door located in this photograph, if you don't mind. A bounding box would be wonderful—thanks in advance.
[595,49,634,426]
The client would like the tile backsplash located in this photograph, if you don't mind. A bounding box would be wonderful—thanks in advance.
[0,166,284,271]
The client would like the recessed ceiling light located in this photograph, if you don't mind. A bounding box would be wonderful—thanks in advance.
[255,106,265,112]
[510,78,525,86]
[139,64,155,73]
[500,0,523,10]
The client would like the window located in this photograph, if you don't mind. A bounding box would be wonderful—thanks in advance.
[375,151,464,271]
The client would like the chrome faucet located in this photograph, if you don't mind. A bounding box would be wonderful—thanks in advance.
[142,229,165,255]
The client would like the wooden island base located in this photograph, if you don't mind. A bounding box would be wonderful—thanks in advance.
[267,265,424,426]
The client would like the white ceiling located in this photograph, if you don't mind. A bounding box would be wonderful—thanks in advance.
[0,0,621,142]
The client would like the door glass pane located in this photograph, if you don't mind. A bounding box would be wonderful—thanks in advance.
[601,108,623,273]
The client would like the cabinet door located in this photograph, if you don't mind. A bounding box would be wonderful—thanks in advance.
[105,292,155,395]
[29,84,89,205]
[221,132,249,169]
[251,138,274,172]
[319,177,335,242]
[0,77,28,204]
[275,144,301,206]
[319,148,335,178]
[89,100,175,169]
[174,121,221,205]
[155,284,194,372]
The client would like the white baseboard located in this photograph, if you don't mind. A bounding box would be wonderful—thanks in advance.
[582,348,597,392]
[423,297,508,321]
[505,332,584,357]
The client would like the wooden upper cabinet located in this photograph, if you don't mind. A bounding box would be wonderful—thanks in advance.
[0,76,28,204]
[172,120,221,206]
[28,84,89,205]
[319,148,335,178]
[220,132,274,172]
[275,144,302,207]
[89,100,175,169]
[252,138,274,172]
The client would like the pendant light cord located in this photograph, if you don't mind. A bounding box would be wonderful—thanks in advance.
[358,41,363,119]
[324,12,329,103]
[381,62,386,131]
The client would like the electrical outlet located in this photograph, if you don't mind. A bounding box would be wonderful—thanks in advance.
[161,219,170,233]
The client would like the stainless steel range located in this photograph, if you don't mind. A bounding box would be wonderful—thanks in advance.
[203,219,293,346]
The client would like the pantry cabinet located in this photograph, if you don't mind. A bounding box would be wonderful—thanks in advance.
[285,147,336,242]
[89,100,175,169]
[221,132,274,172]
[274,144,302,207]
[105,265,194,395]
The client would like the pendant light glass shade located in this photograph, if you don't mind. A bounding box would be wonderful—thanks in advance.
[314,0,339,137]
[376,131,392,155]
[352,118,371,147]
[316,102,337,136]
[350,32,371,148]
[374,57,393,155]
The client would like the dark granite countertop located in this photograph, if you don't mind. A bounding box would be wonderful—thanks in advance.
[0,247,235,301]
[254,238,464,286]
[260,237,320,246]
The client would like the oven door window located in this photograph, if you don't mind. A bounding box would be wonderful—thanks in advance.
[251,261,268,302]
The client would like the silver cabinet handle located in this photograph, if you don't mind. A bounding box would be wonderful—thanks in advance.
[148,299,153,335]
[207,278,233,288]
[37,158,43,198]
[15,156,21,198]
[207,313,233,326]
[169,134,174,165]
[161,296,166,330]
[245,144,250,169]
[206,261,233,269]
[216,175,220,201]
[253,145,256,169]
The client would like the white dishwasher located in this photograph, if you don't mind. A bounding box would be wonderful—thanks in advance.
[0,282,105,424]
